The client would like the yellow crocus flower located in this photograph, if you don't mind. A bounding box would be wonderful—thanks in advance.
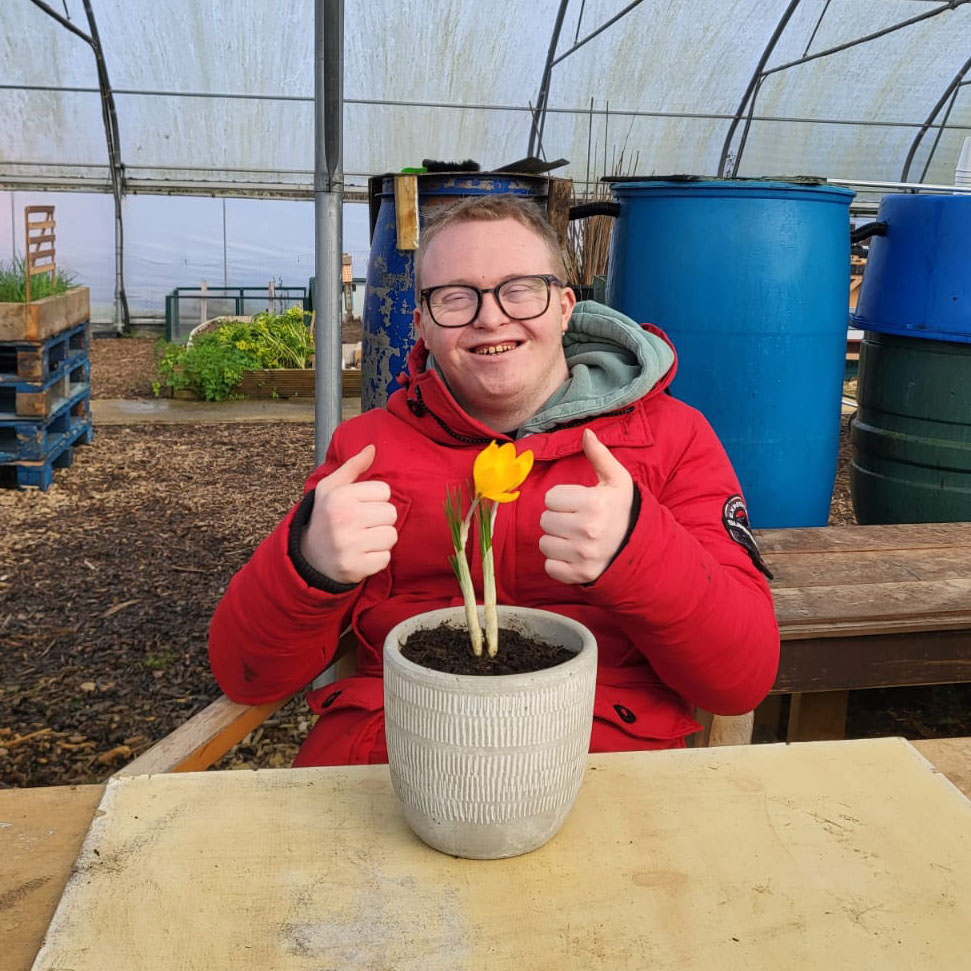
[473,441,534,504]
[444,441,535,657]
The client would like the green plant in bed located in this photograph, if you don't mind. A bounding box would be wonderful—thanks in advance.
[0,258,75,301]
[154,306,314,401]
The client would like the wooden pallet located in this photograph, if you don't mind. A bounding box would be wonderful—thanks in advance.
[0,389,90,463]
[0,419,93,490]
[0,321,89,384]
[0,357,89,419]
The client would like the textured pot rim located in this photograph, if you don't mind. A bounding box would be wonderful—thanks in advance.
[384,604,596,690]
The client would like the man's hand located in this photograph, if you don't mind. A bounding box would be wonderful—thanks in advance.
[539,429,634,584]
[300,445,398,584]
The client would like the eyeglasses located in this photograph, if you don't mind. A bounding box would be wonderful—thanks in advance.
[420,274,567,328]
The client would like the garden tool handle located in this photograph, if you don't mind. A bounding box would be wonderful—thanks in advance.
[568,201,621,220]
[850,221,888,244]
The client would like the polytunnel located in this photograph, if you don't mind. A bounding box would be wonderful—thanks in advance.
[4,1,971,196]
[2,0,971,447]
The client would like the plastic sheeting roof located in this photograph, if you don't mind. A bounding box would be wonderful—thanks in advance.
[3,0,971,200]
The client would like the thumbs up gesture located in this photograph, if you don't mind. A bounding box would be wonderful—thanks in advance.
[300,445,399,584]
[539,429,634,584]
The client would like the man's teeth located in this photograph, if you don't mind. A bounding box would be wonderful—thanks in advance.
[474,343,517,355]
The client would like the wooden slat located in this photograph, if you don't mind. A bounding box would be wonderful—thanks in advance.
[546,177,573,248]
[14,369,88,418]
[117,632,358,776]
[24,205,55,304]
[394,174,420,250]
[769,547,971,589]
[0,289,89,343]
[236,368,361,399]
[787,691,849,741]
[757,522,971,554]
[773,578,971,637]
[115,694,291,776]
[772,628,971,693]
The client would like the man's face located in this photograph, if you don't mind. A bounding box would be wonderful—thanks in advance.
[414,217,576,429]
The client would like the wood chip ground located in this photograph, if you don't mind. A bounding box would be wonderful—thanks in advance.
[0,338,966,788]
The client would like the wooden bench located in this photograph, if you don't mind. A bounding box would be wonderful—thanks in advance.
[119,523,971,775]
[759,522,971,741]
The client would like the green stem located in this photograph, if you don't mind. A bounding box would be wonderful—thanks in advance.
[481,502,499,657]
[450,551,483,656]
[450,500,482,657]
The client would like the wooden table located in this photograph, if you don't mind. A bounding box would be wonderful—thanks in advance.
[4,737,970,970]
[760,522,971,740]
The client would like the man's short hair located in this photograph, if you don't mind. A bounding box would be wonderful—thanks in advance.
[415,193,567,288]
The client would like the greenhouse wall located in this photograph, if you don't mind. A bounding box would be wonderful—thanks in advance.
[0,191,371,324]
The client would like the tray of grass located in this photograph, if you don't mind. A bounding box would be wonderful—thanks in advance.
[0,259,90,343]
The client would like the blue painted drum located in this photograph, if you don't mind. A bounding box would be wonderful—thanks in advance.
[851,194,971,343]
[605,179,855,529]
[361,173,549,411]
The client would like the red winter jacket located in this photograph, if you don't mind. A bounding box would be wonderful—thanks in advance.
[209,328,779,766]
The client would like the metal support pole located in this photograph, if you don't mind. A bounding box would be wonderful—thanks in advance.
[527,0,570,159]
[718,0,802,178]
[314,0,344,465]
[900,55,971,183]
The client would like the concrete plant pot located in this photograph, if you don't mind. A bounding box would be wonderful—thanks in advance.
[383,605,597,860]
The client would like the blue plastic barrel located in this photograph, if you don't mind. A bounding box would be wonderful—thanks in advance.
[851,194,971,342]
[605,179,854,528]
[362,173,549,410]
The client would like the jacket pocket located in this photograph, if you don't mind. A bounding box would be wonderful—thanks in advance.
[592,683,701,751]
[298,675,387,766]
[306,674,383,716]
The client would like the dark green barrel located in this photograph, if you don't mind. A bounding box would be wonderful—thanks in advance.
[851,332,971,523]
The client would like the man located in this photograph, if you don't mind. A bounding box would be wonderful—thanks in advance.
[209,194,779,765]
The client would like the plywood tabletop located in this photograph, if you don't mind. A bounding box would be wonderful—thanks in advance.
[27,739,971,971]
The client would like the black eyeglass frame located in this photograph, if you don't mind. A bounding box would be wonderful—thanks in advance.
[419,274,567,328]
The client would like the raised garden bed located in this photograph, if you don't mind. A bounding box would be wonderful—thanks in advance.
[158,312,362,400]
[162,366,361,400]
[238,367,361,398]
[0,286,90,342]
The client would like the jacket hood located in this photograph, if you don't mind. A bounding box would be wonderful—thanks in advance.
[520,300,676,434]
[392,300,677,444]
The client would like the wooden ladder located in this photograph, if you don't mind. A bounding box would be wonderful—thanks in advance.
[24,205,56,304]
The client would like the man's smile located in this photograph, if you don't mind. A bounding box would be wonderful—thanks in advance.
[471,341,520,356]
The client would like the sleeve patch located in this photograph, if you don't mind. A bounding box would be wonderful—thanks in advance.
[722,495,773,580]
